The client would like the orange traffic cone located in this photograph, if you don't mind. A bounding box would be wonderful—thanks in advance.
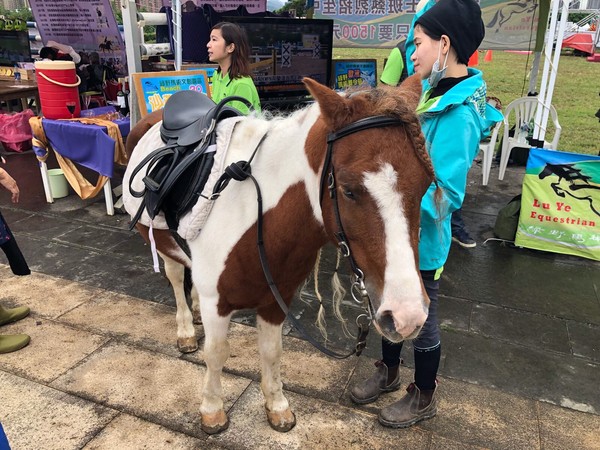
[484,50,493,62]
[468,51,479,67]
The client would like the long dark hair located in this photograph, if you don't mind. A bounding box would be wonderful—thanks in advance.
[211,22,251,79]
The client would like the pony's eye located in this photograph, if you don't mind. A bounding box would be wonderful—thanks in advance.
[343,188,355,200]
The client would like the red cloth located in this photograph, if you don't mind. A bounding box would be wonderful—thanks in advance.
[562,33,594,55]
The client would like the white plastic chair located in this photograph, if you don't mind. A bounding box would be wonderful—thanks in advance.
[498,97,562,180]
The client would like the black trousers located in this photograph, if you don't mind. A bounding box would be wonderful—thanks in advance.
[0,212,30,276]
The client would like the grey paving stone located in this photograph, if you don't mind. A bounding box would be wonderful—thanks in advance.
[0,371,118,450]
[567,321,600,362]
[52,224,133,252]
[537,401,600,450]
[442,329,600,414]
[209,381,430,449]
[470,302,571,354]
[438,294,472,332]
[51,342,251,439]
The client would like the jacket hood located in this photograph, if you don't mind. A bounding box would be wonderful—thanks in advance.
[422,68,503,139]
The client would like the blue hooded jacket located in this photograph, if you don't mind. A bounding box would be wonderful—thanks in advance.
[417,69,503,270]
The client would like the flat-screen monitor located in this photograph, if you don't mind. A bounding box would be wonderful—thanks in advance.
[0,30,32,66]
[223,17,333,108]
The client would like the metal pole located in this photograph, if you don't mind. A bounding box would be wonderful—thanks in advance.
[122,0,142,127]
[173,0,182,71]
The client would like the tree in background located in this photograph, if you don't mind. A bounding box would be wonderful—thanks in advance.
[276,0,306,17]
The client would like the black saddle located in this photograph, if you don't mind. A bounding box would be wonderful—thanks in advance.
[128,91,253,231]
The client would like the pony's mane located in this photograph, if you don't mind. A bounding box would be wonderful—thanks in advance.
[349,85,436,184]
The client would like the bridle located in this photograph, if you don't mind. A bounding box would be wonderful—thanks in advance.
[213,114,407,359]
[318,115,407,356]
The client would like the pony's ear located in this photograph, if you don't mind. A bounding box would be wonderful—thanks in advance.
[303,77,351,129]
[398,74,423,111]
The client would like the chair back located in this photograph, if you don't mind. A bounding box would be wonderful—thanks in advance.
[504,97,560,146]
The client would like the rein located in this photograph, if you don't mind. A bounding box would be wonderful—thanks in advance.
[212,115,406,359]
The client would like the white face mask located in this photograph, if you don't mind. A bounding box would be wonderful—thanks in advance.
[427,41,449,88]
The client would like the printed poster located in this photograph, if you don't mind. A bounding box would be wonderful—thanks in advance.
[163,0,267,14]
[29,0,127,76]
[314,0,547,49]
[333,59,377,90]
[516,148,600,261]
[132,70,210,117]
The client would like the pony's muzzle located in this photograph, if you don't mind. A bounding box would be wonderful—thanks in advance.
[374,305,427,343]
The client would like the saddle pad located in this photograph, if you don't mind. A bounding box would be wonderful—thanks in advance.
[123,116,244,240]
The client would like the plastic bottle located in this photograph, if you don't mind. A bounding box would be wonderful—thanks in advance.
[14,65,20,82]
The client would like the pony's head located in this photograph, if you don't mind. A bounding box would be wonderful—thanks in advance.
[304,76,435,343]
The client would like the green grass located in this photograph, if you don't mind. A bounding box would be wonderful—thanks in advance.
[332,48,599,155]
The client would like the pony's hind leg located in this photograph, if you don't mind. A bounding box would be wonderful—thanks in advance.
[199,300,232,434]
[160,252,198,353]
[190,282,201,325]
[257,315,296,432]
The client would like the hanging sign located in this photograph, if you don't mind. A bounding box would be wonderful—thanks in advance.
[516,148,600,261]
[131,70,210,117]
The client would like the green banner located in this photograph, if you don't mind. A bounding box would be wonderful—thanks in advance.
[314,0,550,50]
[516,148,600,261]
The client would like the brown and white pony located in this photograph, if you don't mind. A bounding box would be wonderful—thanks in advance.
[124,76,435,434]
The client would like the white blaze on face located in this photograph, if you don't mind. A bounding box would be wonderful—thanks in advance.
[363,163,428,337]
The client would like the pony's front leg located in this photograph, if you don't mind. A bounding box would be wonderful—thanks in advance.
[257,316,296,432]
[199,301,232,434]
[159,252,197,353]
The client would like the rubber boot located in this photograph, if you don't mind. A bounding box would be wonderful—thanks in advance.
[0,305,30,326]
[0,334,30,354]
[350,360,401,405]
[378,382,438,428]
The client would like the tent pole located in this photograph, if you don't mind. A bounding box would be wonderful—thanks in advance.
[528,51,541,95]
[533,0,570,145]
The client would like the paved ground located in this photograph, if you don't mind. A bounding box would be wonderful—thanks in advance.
[0,148,599,449]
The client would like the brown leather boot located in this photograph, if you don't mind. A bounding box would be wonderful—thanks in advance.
[349,360,401,405]
[378,382,437,428]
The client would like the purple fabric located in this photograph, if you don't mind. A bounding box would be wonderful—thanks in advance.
[39,119,130,177]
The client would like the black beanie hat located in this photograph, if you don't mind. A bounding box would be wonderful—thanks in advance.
[415,0,485,65]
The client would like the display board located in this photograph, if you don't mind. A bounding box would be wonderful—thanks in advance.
[516,148,600,261]
[132,70,210,117]
[332,59,377,90]
[29,0,127,76]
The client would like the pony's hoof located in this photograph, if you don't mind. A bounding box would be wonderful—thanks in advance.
[177,337,198,353]
[266,407,296,432]
[192,309,202,325]
[201,410,229,435]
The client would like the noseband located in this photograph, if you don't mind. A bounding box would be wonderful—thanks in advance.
[319,115,406,331]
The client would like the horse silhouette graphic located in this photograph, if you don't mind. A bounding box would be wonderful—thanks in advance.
[539,163,600,217]
[487,0,538,33]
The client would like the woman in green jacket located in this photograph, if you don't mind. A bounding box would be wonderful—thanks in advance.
[207,22,261,114]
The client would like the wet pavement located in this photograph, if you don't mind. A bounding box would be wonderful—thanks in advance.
[0,147,599,449]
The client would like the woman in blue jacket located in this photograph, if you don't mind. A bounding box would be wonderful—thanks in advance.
[350,0,503,428]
